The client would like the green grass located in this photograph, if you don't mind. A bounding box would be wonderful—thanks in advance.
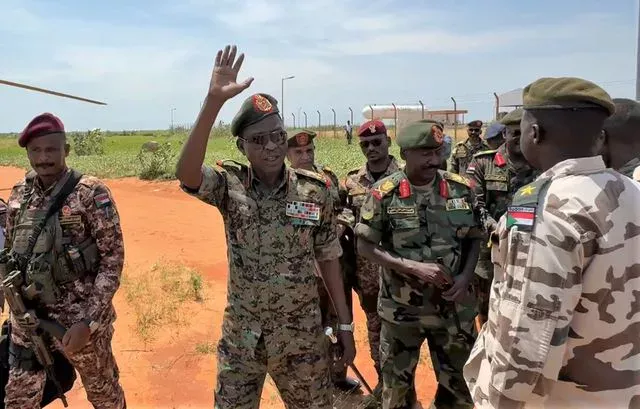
[0,129,403,180]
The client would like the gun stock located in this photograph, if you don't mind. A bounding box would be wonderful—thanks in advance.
[2,270,69,407]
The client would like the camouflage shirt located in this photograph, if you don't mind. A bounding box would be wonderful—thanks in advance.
[464,156,640,408]
[342,155,402,229]
[4,169,124,331]
[618,156,640,179]
[313,164,347,217]
[355,170,481,326]
[449,138,490,175]
[466,144,538,233]
[181,161,342,351]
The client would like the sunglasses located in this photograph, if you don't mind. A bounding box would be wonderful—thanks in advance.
[359,139,383,149]
[240,130,287,146]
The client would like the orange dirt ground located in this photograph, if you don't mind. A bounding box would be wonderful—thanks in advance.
[0,166,437,409]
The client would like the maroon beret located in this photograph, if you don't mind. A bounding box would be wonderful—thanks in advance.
[467,120,483,129]
[19,113,65,148]
[358,120,387,137]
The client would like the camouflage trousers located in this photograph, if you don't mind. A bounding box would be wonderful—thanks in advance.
[5,324,126,409]
[380,314,475,409]
[473,250,494,320]
[352,255,382,377]
[215,320,331,409]
[318,275,353,382]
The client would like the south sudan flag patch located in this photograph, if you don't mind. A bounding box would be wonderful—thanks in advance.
[506,206,536,230]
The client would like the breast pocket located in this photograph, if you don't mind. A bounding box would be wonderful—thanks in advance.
[390,216,421,249]
[495,226,531,305]
[227,192,257,245]
[486,181,508,192]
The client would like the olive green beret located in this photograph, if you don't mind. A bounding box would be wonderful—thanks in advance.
[523,77,615,116]
[500,108,524,126]
[230,93,280,136]
[287,130,316,147]
[397,120,445,150]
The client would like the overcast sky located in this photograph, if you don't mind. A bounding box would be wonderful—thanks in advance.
[0,0,636,132]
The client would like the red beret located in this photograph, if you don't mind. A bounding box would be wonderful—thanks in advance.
[19,113,65,148]
[358,120,387,137]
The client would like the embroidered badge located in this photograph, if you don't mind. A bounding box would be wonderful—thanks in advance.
[59,215,82,226]
[286,201,320,221]
[439,179,449,198]
[519,185,536,196]
[446,172,470,186]
[296,133,309,146]
[61,205,72,217]
[486,174,508,182]
[399,179,411,199]
[506,206,536,230]
[252,94,273,113]
[387,207,416,215]
[94,193,111,208]
[361,202,374,220]
[494,152,506,167]
[368,123,376,133]
[445,198,471,211]
[379,180,395,195]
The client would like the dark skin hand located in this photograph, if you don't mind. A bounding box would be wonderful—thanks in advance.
[62,322,91,354]
[443,238,481,302]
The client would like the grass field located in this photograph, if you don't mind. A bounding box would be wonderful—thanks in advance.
[0,126,463,180]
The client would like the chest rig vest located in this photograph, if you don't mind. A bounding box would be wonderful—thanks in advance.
[9,170,97,305]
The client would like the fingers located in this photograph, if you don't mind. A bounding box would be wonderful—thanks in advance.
[221,45,231,66]
[240,77,255,89]
[214,49,223,67]
[228,46,238,67]
[232,52,245,72]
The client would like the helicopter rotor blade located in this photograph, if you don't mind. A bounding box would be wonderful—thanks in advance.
[0,79,107,106]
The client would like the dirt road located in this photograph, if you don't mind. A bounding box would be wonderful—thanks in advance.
[0,166,436,409]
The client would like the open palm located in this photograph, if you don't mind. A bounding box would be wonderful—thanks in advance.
[209,45,254,100]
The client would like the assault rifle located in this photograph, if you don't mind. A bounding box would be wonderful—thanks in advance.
[2,269,69,407]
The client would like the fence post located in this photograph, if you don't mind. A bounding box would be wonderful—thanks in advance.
[493,92,500,120]
[317,110,321,130]
[418,100,424,119]
[303,112,308,128]
[391,103,397,138]
[451,97,458,140]
[331,108,336,139]
[291,113,295,128]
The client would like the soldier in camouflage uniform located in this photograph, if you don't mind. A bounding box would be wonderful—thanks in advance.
[356,120,483,409]
[464,108,537,323]
[342,119,401,401]
[481,122,505,151]
[286,129,361,392]
[464,77,640,408]
[175,45,355,409]
[449,120,490,175]
[602,98,640,179]
[2,113,126,409]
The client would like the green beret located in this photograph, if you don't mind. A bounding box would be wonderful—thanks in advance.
[523,77,615,116]
[397,120,445,150]
[230,93,280,136]
[287,130,316,148]
[500,108,524,126]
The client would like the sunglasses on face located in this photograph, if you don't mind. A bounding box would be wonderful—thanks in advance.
[359,139,383,149]
[469,128,481,133]
[241,130,287,146]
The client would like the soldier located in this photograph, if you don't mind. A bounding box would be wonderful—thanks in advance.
[356,119,482,409]
[286,129,361,393]
[463,77,640,408]
[465,108,537,324]
[482,122,505,150]
[175,45,355,409]
[601,98,640,179]
[449,120,490,175]
[342,119,401,402]
[2,112,126,409]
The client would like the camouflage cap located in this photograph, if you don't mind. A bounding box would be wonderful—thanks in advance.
[522,77,615,116]
[500,108,524,126]
[230,93,280,136]
[287,130,316,148]
[397,120,445,150]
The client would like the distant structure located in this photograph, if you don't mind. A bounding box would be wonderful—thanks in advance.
[361,105,468,131]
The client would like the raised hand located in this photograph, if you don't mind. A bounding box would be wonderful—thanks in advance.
[208,45,254,100]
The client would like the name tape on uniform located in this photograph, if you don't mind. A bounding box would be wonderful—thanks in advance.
[445,198,471,211]
[387,207,416,216]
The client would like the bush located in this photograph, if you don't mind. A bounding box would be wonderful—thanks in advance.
[137,140,177,180]
[72,128,105,156]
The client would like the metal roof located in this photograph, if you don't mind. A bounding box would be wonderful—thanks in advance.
[498,88,523,108]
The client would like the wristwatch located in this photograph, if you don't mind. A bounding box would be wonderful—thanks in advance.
[82,319,99,334]
[338,322,354,332]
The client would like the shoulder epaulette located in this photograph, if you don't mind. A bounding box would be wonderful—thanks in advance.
[442,171,471,187]
[473,149,497,158]
[293,167,326,185]
[511,177,550,207]
[371,171,403,200]
[215,159,247,171]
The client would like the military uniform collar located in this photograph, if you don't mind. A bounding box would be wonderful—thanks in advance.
[618,157,640,177]
[248,165,289,196]
[32,168,71,196]
[360,155,400,183]
[539,156,606,180]
[465,138,486,149]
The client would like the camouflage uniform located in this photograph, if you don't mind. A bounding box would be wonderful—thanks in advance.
[343,155,401,376]
[356,168,480,409]
[464,156,640,408]
[181,160,342,409]
[449,139,490,176]
[3,169,126,409]
[618,156,640,179]
[465,145,537,318]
